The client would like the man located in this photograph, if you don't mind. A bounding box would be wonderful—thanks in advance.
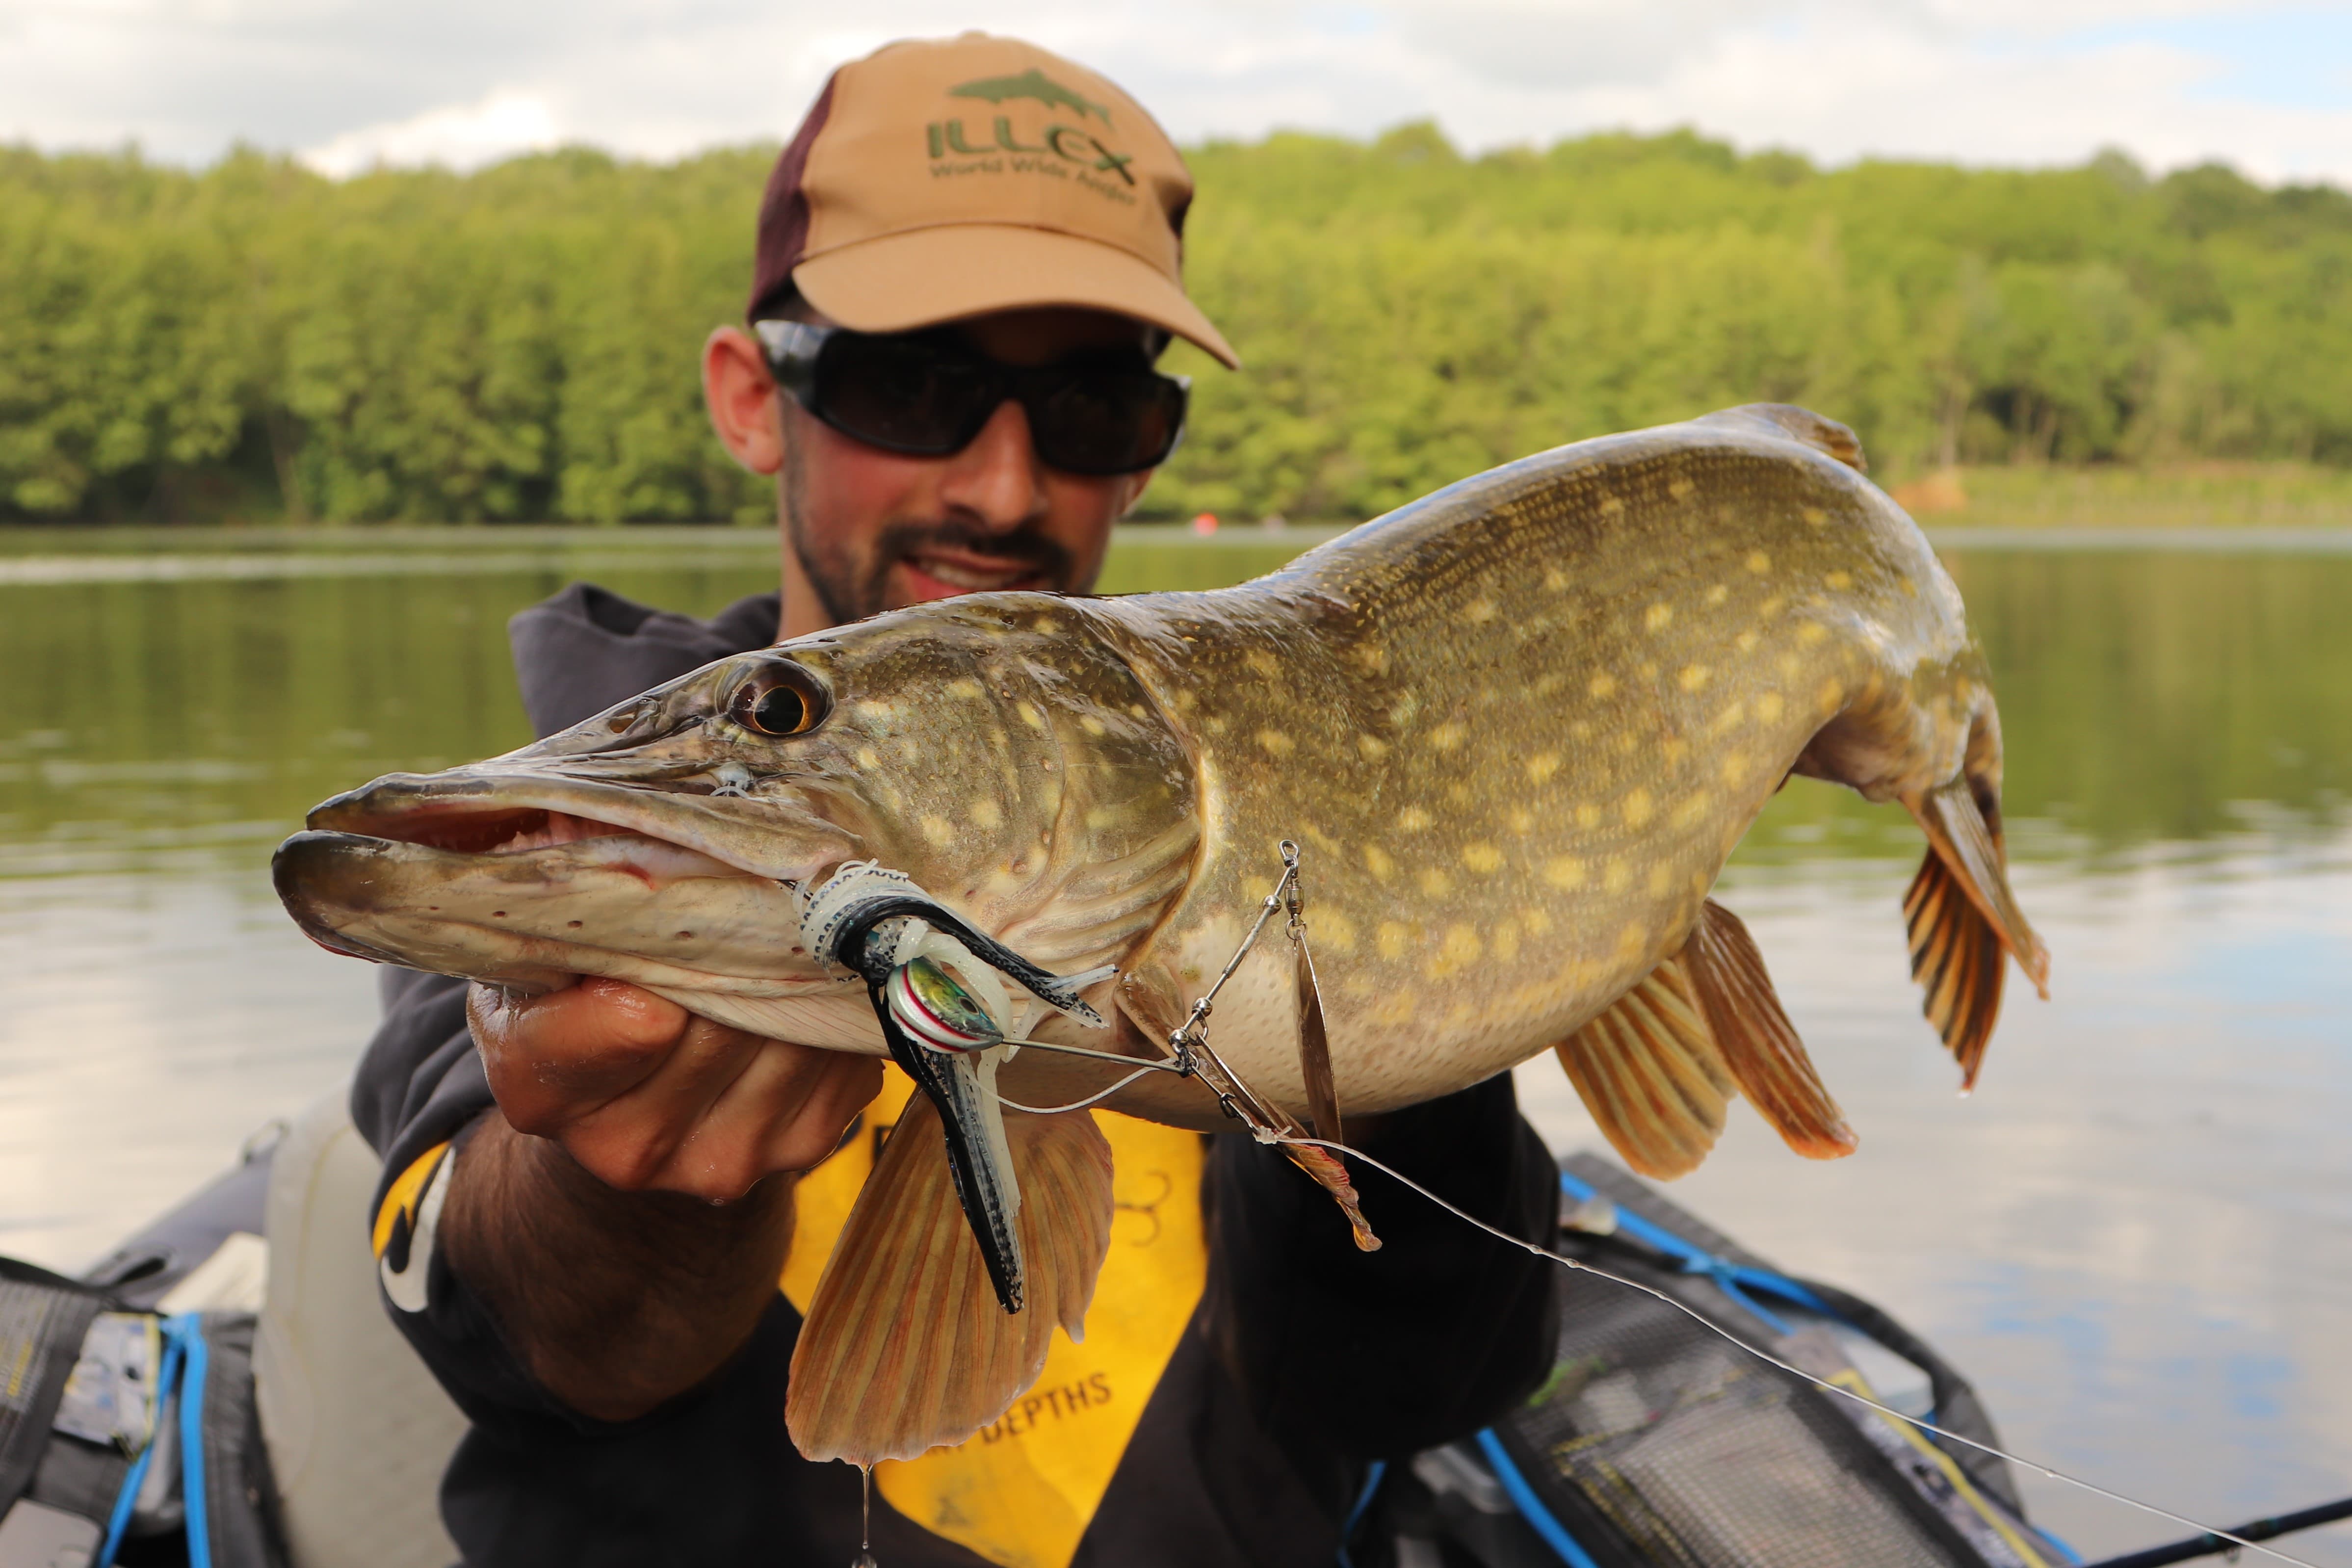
[353,33,1558,1567]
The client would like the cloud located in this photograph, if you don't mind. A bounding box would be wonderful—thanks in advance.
[0,0,2345,185]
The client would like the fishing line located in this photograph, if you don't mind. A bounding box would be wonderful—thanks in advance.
[999,1067,1161,1116]
[1274,1132,2322,1568]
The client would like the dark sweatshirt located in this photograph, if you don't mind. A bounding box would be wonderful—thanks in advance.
[351,582,1559,1568]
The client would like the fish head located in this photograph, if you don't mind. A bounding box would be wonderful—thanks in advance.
[272,595,1200,1036]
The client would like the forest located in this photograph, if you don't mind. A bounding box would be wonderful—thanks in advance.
[3,123,2349,525]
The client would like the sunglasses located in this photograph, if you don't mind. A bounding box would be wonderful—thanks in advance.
[754,320,1188,477]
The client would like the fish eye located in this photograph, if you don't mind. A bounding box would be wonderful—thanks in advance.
[728,662,830,737]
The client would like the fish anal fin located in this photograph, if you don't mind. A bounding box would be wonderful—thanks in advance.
[785,1096,1114,1464]
[1553,954,1732,1180]
[1685,900,1856,1161]
[1903,847,2007,1089]
[1907,776,2050,999]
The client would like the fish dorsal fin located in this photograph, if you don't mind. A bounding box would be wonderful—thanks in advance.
[786,1096,1114,1464]
[1902,776,2049,1088]
[1690,403,1868,474]
[1684,899,1856,1160]
[1553,951,1733,1180]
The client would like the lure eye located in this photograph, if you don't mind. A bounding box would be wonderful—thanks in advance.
[728,662,830,737]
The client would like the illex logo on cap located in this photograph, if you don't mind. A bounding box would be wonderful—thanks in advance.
[927,67,1139,198]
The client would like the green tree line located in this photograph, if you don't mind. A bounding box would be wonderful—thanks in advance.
[4,124,2349,525]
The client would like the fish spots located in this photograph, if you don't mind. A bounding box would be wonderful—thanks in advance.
[1678,664,1710,693]
[1646,864,1674,895]
[1643,603,1674,633]
[1364,845,1397,883]
[1757,692,1784,722]
[1255,728,1294,758]
[1710,701,1746,733]
[1544,856,1587,889]
[1429,924,1483,978]
[1316,912,1359,955]
[1603,861,1632,893]
[945,678,985,700]
[1758,596,1785,619]
[1354,644,1389,676]
[1079,715,1108,736]
[1704,583,1730,607]
[1588,671,1618,700]
[1245,649,1281,679]
[1377,921,1411,960]
[1527,753,1561,785]
[1397,806,1434,832]
[1618,790,1655,830]
[1464,599,1498,625]
[1802,506,1828,527]
[1824,569,1854,591]
[920,814,955,848]
[1574,803,1603,829]
[1775,653,1801,679]
[1428,722,1467,754]
[1796,622,1829,647]
[1668,476,1696,501]
[1533,672,1566,698]
[1509,807,1536,835]
[1370,992,1418,1027]
[856,746,881,770]
[855,700,898,723]
[1817,679,1845,713]
[1598,494,1626,517]
[1670,793,1710,830]
[1358,733,1390,761]
[1017,702,1046,732]
[1721,750,1752,784]
[1085,805,1125,830]
[1617,920,1648,953]
[969,799,1003,831]
[1746,551,1772,575]
[1418,868,1454,898]
[1524,906,1555,937]
[1445,782,1473,807]
[1661,738,1687,765]
[1900,575,1920,598]
[1031,616,1058,634]
[1544,567,1570,592]
[1462,843,1504,874]
[1735,630,1760,654]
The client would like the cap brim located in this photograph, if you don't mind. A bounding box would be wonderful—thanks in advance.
[792,224,1239,369]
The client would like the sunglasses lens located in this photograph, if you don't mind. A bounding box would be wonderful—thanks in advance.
[1032,370,1187,475]
[815,337,995,454]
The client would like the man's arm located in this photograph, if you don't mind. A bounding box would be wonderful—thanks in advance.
[437,980,878,1423]
[1201,1071,1559,1459]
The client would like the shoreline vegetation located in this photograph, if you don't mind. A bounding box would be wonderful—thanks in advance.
[5,124,2348,529]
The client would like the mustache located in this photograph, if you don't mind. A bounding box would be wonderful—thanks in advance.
[855,520,1079,611]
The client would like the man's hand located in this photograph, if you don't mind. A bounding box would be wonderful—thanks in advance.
[444,978,881,1421]
[469,978,881,1201]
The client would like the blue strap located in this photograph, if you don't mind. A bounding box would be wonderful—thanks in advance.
[1560,1171,1830,1334]
[1333,1459,1385,1568]
[95,1315,211,1568]
[1475,1430,1601,1568]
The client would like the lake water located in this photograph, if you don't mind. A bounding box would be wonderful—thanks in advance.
[2,524,2348,1561]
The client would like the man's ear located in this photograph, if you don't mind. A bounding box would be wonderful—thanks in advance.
[704,327,784,476]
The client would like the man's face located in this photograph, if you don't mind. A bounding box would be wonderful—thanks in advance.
[768,307,1158,638]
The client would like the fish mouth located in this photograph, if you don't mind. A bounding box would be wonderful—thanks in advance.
[274,770,862,992]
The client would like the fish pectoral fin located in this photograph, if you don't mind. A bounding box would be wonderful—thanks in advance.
[1685,899,1856,1161]
[1553,952,1734,1180]
[785,1097,1114,1465]
[1906,776,2049,996]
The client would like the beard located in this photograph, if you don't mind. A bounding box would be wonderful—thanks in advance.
[781,450,1089,625]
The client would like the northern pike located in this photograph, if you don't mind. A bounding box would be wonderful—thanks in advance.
[274,404,2048,1463]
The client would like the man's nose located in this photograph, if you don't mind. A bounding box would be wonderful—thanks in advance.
[937,399,1047,530]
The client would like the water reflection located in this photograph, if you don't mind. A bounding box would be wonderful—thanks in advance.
[1,535,2348,1560]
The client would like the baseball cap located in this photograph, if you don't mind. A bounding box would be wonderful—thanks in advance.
[749,33,1238,369]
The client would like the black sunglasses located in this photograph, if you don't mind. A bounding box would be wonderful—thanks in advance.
[754,320,1188,477]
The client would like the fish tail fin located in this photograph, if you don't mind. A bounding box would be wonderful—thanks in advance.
[1684,899,1856,1160]
[785,1097,1114,1464]
[1904,775,2051,1088]
[1553,952,1733,1179]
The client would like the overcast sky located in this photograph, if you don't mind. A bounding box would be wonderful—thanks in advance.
[3,0,2346,185]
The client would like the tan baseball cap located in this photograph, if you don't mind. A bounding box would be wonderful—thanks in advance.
[748,33,1238,368]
